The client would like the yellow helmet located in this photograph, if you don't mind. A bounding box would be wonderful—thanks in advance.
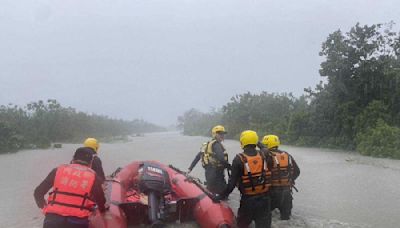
[239,130,259,148]
[211,125,227,137]
[84,138,99,152]
[262,135,280,149]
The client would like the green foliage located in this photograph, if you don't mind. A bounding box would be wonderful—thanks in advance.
[177,108,222,136]
[356,119,400,159]
[178,22,400,159]
[0,121,23,152]
[355,100,390,134]
[303,22,400,151]
[221,92,297,139]
[0,100,165,153]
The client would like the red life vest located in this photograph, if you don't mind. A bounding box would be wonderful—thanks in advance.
[238,151,271,196]
[43,163,96,218]
[271,151,294,187]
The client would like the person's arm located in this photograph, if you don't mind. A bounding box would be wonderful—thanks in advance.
[91,176,106,212]
[290,155,300,180]
[212,142,230,167]
[34,168,56,209]
[219,155,242,198]
[266,152,273,171]
[92,156,105,183]
[188,152,202,172]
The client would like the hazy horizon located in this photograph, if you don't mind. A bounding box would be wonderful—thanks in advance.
[1,0,399,126]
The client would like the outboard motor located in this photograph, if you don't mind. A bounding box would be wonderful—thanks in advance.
[138,163,171,227]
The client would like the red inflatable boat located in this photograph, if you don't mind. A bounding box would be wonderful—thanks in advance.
[89,161,235,228]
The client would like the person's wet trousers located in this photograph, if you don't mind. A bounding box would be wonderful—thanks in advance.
[43,213,89,228]
[205,166,227,194]
[237,194,272,228]
[271,187,293,220]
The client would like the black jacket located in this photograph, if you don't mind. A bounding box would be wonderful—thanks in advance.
[92,155,105,183]
[188,152,202,171]
[87,148,105,183]
[212,140,230,168]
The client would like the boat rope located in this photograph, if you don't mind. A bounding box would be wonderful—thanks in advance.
[168,165,219,202]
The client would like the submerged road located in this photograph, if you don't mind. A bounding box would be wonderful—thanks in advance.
[0,132,399,228]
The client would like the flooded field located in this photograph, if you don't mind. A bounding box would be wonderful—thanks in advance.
[0,132,399,228]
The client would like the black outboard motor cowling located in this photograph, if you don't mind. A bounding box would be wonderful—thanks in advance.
[138,163,171,227]
[139,163,170,194]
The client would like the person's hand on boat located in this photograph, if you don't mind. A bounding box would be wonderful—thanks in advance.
[210,193,224,203]
[209,194,218,202]
[104,203,110,211]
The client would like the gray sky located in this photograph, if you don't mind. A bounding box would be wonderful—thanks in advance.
[1,0,399,125]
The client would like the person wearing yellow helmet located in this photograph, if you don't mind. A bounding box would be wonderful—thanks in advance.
[187,125,230,195]
[262,134,300,220]
[83,138,105,183]
[215,130,273,228]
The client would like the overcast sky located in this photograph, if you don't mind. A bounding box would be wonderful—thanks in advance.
[1,0,399,125]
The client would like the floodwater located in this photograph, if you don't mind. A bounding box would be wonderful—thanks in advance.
[0,132,399,228]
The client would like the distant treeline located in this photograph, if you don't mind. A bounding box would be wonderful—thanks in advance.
[0,99,165,153]
[178,22,400,159]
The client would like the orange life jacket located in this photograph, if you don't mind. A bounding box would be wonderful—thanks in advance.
[271,151,294,187]
[238,151,271,196]
[43,163,96,218]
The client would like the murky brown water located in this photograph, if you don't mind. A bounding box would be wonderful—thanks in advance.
[1,132,399,228]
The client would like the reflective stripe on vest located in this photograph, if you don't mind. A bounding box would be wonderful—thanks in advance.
[271,151,294,187]
[43,164,96,218]
[200,142,209,167]
[239,152,271,196]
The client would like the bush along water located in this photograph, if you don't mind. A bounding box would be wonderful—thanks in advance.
[0,99,165,154]
[178,22,400,159]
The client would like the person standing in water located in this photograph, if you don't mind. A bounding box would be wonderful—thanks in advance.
[188,125,230,195]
